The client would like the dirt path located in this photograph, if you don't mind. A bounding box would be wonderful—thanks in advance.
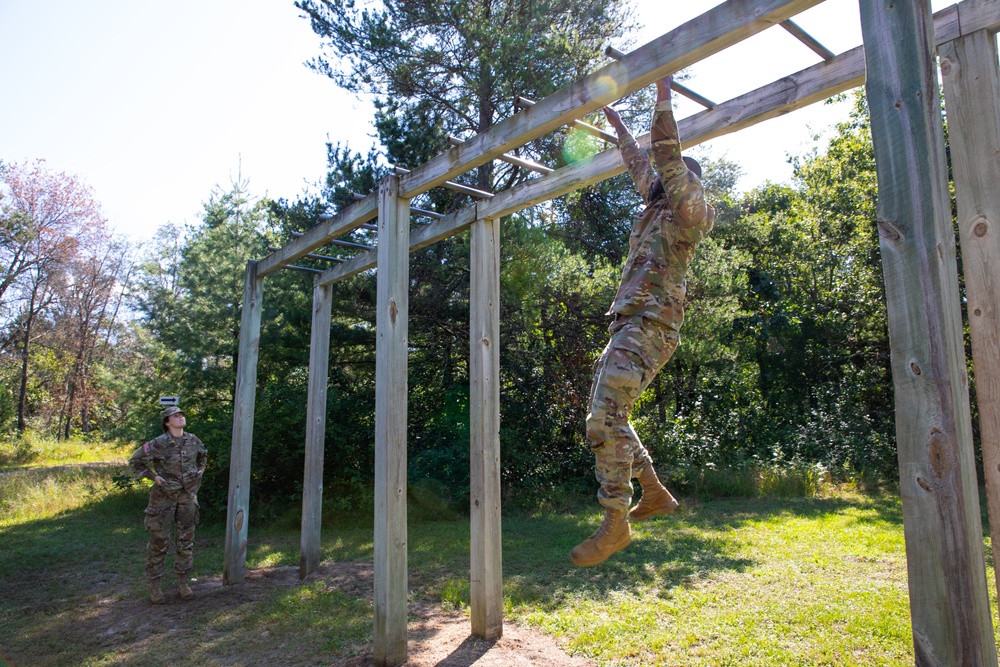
[228,562,596,666]
[7,560,595,666]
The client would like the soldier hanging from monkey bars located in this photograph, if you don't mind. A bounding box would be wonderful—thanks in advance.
[571,75,716,567]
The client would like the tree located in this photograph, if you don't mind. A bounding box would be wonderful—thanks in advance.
[297,0,631,193]
[0,160,97,310]
[0,160,107,434]
[285,0,637,508]
[55,230,133,438]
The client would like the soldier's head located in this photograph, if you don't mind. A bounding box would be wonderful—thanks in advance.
[683,156,702,179]
[649,157,703,201]
[160,406,185,432]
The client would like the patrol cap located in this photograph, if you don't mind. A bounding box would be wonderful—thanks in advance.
[160,406,185,420]
[682,156,702,178]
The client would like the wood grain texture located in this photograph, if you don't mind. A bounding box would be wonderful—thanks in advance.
[224,261,263,585]
[860,0,997,664]
[940,24,1000,628]
[373,176,410,667]
[299,282,332,580]
[396,0,823,198]
[469,216,503,640]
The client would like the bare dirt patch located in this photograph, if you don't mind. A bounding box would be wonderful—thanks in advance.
[5,560,593,666]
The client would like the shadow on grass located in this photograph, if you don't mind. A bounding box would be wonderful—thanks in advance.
[471,491,909,609]
[0,471,917,666]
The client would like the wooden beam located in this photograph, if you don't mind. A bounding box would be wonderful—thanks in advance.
[309,0,1000,290]
[940,26,1000,625]
[299,281,333,580]
[223,261,263,585]
[469,216,503,640]
[256,194,378,277]
[860,1,997,664]
[373,175,410,667]
[396,0,824,198]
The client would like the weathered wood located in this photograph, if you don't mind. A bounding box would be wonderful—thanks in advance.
[397,0,824,198]
[373,175,410,667]
[299,281,333,580]
[312,0,1000,291]
[256,194,378,277]
[469,216,503,640]
[224,261,263,585]
[940,25,1000,622]
[860,1,997,664]
[264,0,1000,283]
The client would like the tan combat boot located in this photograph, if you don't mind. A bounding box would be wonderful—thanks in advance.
[630,466,679,522]
[570,508,631,566]
[178,577,194,601]
[149,578,166,605]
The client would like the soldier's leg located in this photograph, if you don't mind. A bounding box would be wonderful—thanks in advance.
[144,504,175,581]
[586,342,648,512]
[174,496,200,576]
[620,321,680,478]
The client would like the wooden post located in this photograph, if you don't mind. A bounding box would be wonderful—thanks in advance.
[940,26,1000,614]
[469,216,502,640]
[224,261,264,585]
[859,1,998,664]
[300,281,333,579]
[374,175,410,667]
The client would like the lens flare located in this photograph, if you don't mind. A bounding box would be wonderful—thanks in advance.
[589,74,623,102]
[562,129,600,165]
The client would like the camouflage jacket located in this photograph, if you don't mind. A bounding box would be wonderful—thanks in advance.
[609,99,716,330]
[129,432,207,497]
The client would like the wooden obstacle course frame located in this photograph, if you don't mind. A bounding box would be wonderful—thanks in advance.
[225,1,1000,665]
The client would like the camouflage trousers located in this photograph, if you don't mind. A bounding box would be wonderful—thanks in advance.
[586,317,680,512]
[143,487,200,580]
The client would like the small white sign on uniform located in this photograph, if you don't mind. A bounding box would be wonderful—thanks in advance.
[159,395,180,406]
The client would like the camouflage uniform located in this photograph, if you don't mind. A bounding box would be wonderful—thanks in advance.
[129,432,207,580]
[587,99,716,512]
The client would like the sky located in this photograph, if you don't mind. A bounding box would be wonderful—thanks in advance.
[0,0,951,244]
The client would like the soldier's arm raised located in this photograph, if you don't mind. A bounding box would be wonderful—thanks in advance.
[604,105,656,204]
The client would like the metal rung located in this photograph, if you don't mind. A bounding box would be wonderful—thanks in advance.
[780,19,836,61]
[290,231,373,250]
[605,46,716,109]
[392,166,494,198]
[284,265,325,274]
[328,238,374,250]
[411,206,444,220]
[352,192,367,200]
[314,214,378,232]
[449,135,554,174]
[516,96,619,143]
[269,246,347,263]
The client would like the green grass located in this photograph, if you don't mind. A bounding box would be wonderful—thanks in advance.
[1,448,998,666]
[0,432,130,469]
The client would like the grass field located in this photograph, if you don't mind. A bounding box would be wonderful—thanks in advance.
[1,443,998,666]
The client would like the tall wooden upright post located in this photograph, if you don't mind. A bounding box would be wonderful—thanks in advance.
[859,1,997,663]
[469,216,503,640]
[374,175,410,667]
[940,24,1000,613]
[300,281,333,579]
[224,260,264,585]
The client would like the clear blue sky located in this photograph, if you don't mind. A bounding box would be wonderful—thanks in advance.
[0,0,949,243]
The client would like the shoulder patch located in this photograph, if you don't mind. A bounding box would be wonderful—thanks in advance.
[143,442,151,454]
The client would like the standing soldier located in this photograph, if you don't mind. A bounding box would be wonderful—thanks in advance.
[571,76,716,566]
[130,406,207,603]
